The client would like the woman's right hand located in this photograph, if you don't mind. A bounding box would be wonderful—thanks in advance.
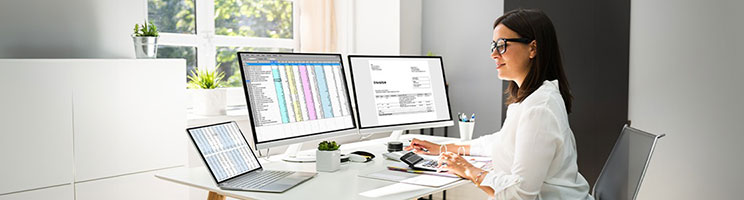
[404,138,440,155]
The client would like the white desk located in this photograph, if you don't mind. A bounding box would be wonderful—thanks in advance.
[156,134,470,200]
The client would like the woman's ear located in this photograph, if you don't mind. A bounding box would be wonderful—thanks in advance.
[529,40,537,59]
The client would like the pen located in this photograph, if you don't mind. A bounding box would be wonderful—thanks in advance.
[408,139,429,152]
[387,166,460,178]
[388,166,464,178]
[387,166,427,174]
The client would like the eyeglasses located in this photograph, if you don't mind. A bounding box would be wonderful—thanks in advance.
[491,38,533,54]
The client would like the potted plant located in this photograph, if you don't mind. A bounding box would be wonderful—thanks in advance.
[132,21,159,58]
[188,68,227,116]
[316,141,341,172]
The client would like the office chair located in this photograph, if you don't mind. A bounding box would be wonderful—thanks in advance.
[592,124,665,200]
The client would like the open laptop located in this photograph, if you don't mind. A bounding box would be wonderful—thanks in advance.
[187,121,316,193]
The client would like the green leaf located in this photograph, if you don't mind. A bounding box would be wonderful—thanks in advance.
[317,140,340,151]
[187,68,225,89]
[133,20,159,37]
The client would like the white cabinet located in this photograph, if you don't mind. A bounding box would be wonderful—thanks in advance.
[0,185,73,200]
[75,169,188,200]
[0,59,187,199]
[71,60,186,181]
[0,62,74,194]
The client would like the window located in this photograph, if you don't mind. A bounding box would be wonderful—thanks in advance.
[158,46,197,81]
[217,46,293,87]
[149,0,298,86]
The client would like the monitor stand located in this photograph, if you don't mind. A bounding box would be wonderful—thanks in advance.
[282,143,316,163]
[386,130,411,148]
[389,130,405,142]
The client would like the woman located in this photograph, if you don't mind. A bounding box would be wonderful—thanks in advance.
[405,9,593,199]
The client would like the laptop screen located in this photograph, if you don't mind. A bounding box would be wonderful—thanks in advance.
[188,122,261,182]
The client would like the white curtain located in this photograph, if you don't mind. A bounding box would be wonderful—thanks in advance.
[299,0,338,52]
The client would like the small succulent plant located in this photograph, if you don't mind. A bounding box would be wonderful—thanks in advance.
[133,21,159,37]
[187,68,225,89]
[318,141,340,151]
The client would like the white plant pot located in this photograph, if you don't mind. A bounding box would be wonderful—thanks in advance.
[316,150,340,172]
[191,88,226,116]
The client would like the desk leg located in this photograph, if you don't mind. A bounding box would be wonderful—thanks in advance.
[207,191,226,200]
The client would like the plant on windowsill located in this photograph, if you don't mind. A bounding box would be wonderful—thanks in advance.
[187,68,227,116]
[316,141,341,172]
[132,20,160,59]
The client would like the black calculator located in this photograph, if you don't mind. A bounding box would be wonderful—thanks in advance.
[399,152,447,172]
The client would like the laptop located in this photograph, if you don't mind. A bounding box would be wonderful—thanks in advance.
[187,121,316,193]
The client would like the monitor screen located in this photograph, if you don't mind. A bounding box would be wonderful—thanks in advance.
[187,122,261,182]
[238,52,356,145]
[348,56,452,129]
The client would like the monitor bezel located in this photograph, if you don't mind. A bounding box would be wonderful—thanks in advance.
[237,52,358,148]
[186,121,262,184]
[347,55,454,130]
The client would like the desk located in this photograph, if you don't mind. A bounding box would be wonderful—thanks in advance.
[156,134,470,200]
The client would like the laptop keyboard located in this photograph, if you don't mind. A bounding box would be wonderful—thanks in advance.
[231,171,294,189]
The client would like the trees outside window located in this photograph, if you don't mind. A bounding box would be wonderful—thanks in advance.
[148,0,296,87]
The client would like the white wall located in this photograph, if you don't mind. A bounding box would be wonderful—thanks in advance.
[399,0,422,55]
[353,0,400,55]
[629,0,744,199]
[422,0,504,138]
[0,0,145,58]
[351,0,422,55]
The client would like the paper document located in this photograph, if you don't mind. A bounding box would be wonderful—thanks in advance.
[419,154,491,169]
[400,174,460,187]
[359,183,428,198]
[359,169,460,187]
[386,162,460,178]
[360,169,418,182]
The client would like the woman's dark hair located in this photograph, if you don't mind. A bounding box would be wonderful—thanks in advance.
[494,8,573,113]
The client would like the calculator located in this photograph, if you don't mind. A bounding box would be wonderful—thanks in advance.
[399,152,447,172]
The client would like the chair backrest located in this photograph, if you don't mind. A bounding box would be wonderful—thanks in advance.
[592,124,665,200]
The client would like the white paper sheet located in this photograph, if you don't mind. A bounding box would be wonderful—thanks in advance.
[359,183,428,198]
[359,169,461,187]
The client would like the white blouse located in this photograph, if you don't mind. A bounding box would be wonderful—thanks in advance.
[469,80,593,200]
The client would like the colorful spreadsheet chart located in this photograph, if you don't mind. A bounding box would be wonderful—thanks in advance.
[240,53,355,143]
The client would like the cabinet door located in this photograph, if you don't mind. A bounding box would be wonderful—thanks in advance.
[0,61,74,194]
[0,184,73,200]
[74,169,189,200]
[72,60,187,181]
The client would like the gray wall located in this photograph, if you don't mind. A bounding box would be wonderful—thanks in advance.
[422,0,504,138]
[630,0,744,199]
[502,0,630,185]
[0,0,144,58]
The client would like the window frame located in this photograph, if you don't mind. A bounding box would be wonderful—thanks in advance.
[154,0,300,77]
[150,0,300,109]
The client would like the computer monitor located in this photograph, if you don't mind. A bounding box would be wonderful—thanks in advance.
[238,52,357,162]
[348,55,453,140]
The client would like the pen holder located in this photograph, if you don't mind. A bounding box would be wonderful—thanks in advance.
[458,121,475,141]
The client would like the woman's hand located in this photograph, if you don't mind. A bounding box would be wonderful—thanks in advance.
[438,152,485,183]
[403,138,440,155]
